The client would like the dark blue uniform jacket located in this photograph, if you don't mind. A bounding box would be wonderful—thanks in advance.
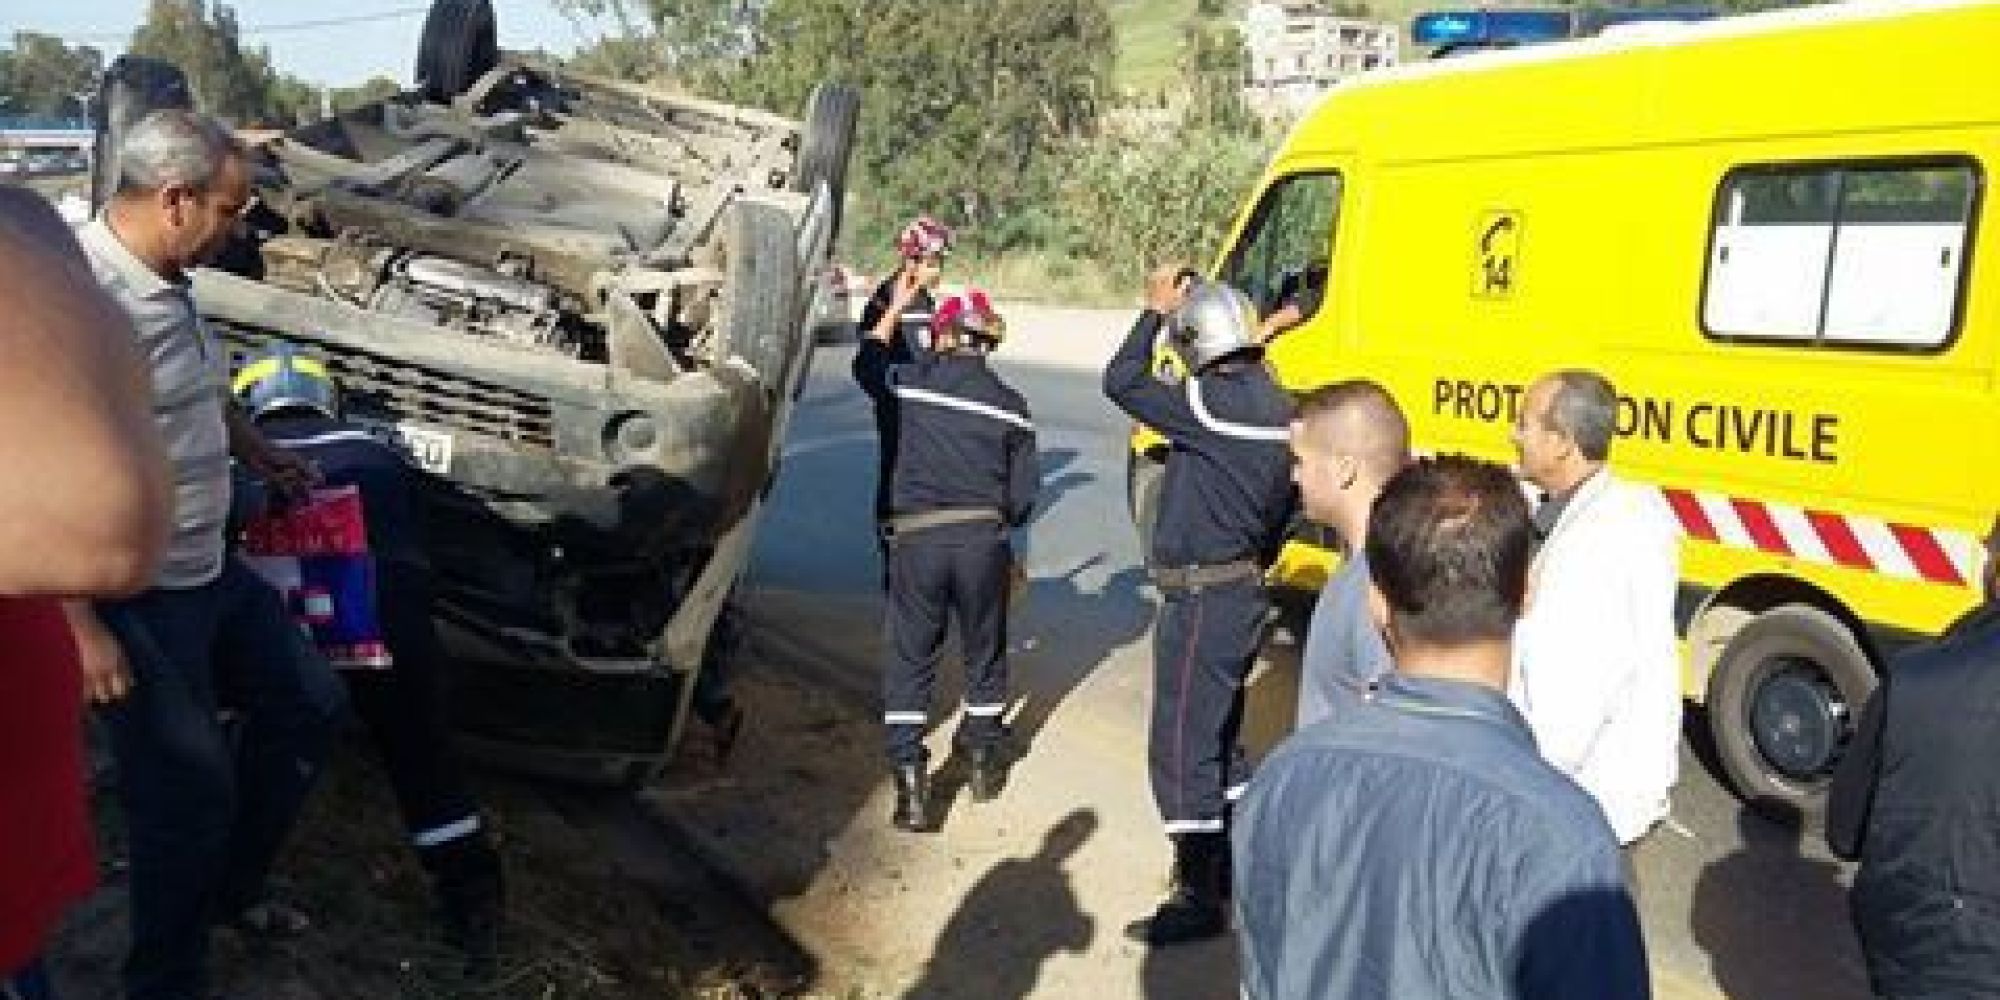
[853,280,937,518]
[856,349,1036,531]
[1102,309,1294,568]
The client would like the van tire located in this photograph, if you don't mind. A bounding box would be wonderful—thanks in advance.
[1127,450,1164,559]
[721,199,803,387]
[790,83,859,242]
[1706,603,1876,825]
[90,55,194,212]
[415,0,499,104]
[719,198,803,492]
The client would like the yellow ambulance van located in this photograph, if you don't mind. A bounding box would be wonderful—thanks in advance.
[1130,0,1999,819]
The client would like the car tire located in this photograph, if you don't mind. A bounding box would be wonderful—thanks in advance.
[722,198,806,491]
[1127,449,1164,559]
[1706,602,1876,826]
[90,55,194,212]
[721,199,804,386]
[790,82,859,243]
[414,0,499,104]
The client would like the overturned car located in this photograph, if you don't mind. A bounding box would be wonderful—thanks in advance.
[93,0,857,784]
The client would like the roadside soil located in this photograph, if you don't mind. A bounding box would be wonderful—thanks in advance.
[51,714,825,1000]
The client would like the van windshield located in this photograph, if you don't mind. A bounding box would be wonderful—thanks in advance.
[1222,171,1342,331]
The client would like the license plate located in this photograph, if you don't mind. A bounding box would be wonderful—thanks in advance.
[358,420,454,474]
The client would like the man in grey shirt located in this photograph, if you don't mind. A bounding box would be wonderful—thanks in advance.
[66,109,346,1000]
[1288,380,1407,728]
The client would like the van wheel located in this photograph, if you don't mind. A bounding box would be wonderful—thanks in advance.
[1127,450,1164,559]
[415,0,499,104]
[719,198,803,491]
[720,199,803,385]
[1706,603,1876,825]
[790,83,859,244]
[90,55,194,212]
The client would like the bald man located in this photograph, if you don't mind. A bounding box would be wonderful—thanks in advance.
[1288,380,1410,728]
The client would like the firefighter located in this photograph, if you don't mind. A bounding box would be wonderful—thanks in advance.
[1103,268,1296,945]
[232,344,505,972]
[854,215,954,532]
[856,287,1038,833]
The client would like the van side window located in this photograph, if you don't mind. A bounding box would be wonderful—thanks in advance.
[1703,160,1978,350]
[1221,172,1342,328]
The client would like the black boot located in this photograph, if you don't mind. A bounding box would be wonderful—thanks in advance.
[1124,832,1229,946]
[966,743,1011,803]
[423,833,505,979]
[891,763,932,832]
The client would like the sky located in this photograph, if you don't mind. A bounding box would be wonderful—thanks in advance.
[10,1,617,87]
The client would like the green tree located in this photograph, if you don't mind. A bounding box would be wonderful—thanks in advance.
[128,0,299,124]
[330,76,403,115]
[1180,20,1257,136]
[0,33,104,118]
[554,0,744,83]
[707,0,1115,255]
[262,67,320,125]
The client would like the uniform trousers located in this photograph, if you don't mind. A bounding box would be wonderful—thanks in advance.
[1148,577,1267,833]
[882,525,1012,766]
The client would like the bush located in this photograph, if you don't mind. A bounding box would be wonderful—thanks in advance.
[837,126,1272,307]
[1055,128,1272,289]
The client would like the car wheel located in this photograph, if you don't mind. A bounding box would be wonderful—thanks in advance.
[90,55,194,212]
[1706,602,1876,825]
[790,82,859,243]
[1127,448,1164,559]
[414,0,499,104]
[721,199,805,488]
[721,199,804,384]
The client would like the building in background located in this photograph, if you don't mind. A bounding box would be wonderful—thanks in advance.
[1242,2,1399,118]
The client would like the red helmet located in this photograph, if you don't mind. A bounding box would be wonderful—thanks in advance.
[931,288,1004,345]
[895,215,954,259]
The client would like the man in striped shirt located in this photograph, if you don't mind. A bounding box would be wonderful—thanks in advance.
[69,108,346,1000]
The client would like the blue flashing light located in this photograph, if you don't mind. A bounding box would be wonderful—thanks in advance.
[1411,11,1481,45]
[1411,9,1576,49]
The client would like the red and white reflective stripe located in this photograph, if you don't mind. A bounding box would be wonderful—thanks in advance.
[1660,487,1984,588]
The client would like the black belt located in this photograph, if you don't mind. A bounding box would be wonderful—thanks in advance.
[880,507,1002,541]
[1148,559,1262,590]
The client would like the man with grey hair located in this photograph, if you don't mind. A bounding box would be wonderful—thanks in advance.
[1510,369,1682,862]
[68,107,347,1000]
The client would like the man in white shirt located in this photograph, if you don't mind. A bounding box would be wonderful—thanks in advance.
[1510,369,1682,854]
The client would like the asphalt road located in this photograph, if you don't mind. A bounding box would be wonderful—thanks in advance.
[687,316,1876,998]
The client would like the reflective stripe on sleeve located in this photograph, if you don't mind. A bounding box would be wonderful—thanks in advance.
[892,385,1034,430]
[1187,379,1289,443]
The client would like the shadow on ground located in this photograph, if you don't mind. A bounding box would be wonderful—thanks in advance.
[900,810,1098,1000]
[1682,709,1870,1000]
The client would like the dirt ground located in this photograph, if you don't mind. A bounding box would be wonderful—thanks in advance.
[50,712,827,1000]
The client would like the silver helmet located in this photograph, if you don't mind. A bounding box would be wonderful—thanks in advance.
[1169,281,1261,372]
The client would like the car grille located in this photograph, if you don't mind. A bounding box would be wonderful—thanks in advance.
[214,321,557,450]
